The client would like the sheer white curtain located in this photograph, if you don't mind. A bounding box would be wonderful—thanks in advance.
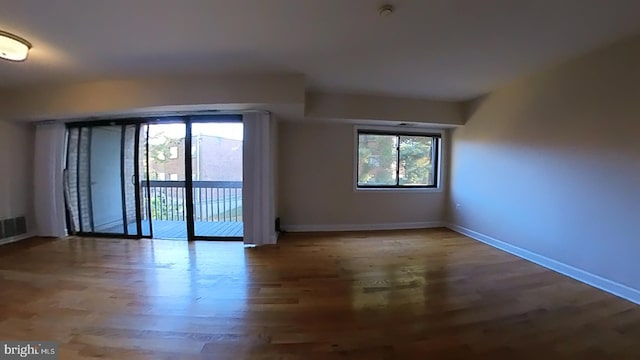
[243,112,277,245]
[34,122,67,237]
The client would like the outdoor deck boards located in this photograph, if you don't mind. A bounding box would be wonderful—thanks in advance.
[194,220,243,238]
[100,220,242,239]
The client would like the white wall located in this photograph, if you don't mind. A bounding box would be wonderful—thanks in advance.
[0,120,35,237]
[279,121,446,231]
[450,35,640,291]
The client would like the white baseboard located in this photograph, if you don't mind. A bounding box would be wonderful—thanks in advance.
[283,221,445,233]
[447,223,640,306]
[0,233,36,246]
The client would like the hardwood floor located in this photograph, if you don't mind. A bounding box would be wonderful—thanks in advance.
[0,228,639,359]
[102,220,244,239]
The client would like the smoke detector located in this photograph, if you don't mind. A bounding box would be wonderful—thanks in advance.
[379,4,394,17]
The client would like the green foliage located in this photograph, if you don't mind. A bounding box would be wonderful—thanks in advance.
[358,135,397,185]
[150,194,242,222]
[150,194,184,220]
[148,131,181,179]
[149,132,180,162]
[399,136,433,185]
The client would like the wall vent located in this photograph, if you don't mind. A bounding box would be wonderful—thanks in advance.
[0,216,27,239]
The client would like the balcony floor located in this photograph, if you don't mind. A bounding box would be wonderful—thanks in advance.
[101,220,243,239]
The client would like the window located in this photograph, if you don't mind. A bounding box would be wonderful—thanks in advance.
[357,130,440,188]
[170,173,178,181]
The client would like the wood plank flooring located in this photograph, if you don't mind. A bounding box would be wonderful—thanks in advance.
[0,228,639,359]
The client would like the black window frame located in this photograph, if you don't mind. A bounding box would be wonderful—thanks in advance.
[356,130,441,189]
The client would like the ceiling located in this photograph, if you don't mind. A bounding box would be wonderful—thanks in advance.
[2,0,640,100]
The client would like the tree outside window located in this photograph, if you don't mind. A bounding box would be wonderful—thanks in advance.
[357,131,439,188]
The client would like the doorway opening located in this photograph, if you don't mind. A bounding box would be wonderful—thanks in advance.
[145,122,189,239]
[190,122,244,238]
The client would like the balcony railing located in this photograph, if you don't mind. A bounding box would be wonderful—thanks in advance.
[141,180,242,222]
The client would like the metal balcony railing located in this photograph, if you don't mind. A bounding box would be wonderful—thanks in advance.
[141,181,242,222]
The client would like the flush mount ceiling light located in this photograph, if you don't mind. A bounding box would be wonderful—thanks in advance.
[0,30,32,62]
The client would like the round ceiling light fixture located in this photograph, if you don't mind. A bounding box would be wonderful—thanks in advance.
[0,30,32,62]
[379,4,394,17]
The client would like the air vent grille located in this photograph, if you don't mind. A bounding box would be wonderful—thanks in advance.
[0,216,27,239]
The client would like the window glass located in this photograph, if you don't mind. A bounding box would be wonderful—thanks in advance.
[357,134,397,186]
[399,136,434,186]
[357,131,439,188]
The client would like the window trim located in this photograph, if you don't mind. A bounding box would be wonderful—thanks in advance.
[354,126,444,192]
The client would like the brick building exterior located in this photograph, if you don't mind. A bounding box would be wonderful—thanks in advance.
[150,135,242,181]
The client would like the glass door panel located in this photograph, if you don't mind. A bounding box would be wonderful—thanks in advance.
[77,127,93,232]
[190,122,244,238]
[122,124,141,235]
[64,128,81,233]
[138,124,152,237]
[64,123,151,238]
[90,126,125,233]
[146,123,188,239]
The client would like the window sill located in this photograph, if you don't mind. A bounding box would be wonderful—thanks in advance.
[355,187,443,193]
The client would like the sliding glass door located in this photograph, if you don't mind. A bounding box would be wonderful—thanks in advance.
[65,123,149,238]
[64,115,243,240]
